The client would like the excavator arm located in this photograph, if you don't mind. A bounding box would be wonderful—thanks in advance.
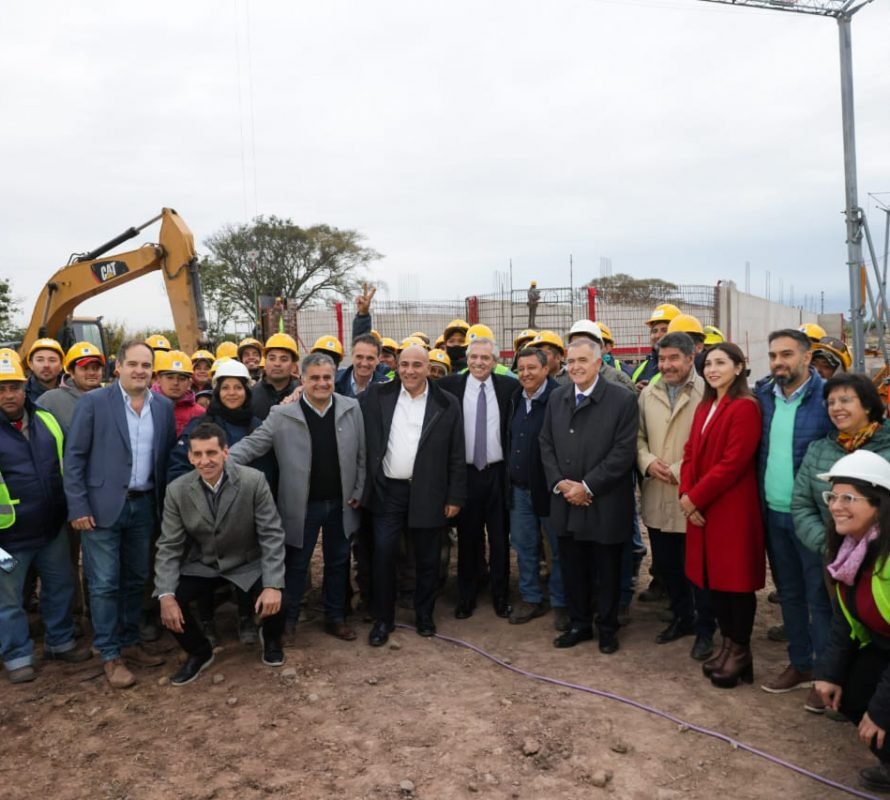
[20,208,207,357]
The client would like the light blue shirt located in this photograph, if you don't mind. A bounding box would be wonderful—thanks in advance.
[772,375,812,404]
[119,383,155,491]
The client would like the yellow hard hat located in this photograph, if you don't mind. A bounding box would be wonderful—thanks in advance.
[799,323,827,343]
[411,331,431,345]
[215,341,238,360]
[443,318,470,340]
[466,323,494,343]
[399,336,429,352]
[64,341,105,371]
[27,337,65,364]
[145,334,172,351]
[264,332,299,360]
[597,323,614,344]
[529,330,565,354]
[311,335,344,358]
[0,355,26,382]
[209,357,233,377]
[190,349,215,365]
[434,334,445,349]
[514,329,538,351]
[380,337,400,354]
[814,336,852,371]
[238,337,264,358]
[155,350,193,375]
[429,348,452,372]
[702,325,725,347]
[667,313,704,336]
[646,303,681,326]
[530,280,538,288]
[370,329,383,343]
[0,348,21,365]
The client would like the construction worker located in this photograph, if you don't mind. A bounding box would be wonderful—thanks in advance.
[443,318,470,372]
[529,330,566,381]
[252,333,300,420]
[145,334,172,352]
[811,336,852,381]
[597,323,628,375]
[238,337,265,381]
[667,313,707,375]
[190,350,215,393]
[428,349,451,380]
[25,338,65,403]
[152,351,205,437]
[38,342,106,432]
[565,320,635,393]
[510,329,537,372]
[527,280,541,328]
[411,331,431,347]
[632,303,681,390]
[799,323,827,345]
[312,335,345,369]
[0,355,92,683]
[215,341,239,360]
[335,333,388,398]
[379,338,399,372]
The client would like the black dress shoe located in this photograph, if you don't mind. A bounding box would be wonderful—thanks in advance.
[860,764,890,792]
[553,628,594,648]
[454,603,475,620]
[655,618,695,644]
[598,636,619,655]
[171,651,214,686]
[416,617,437,637]
[368,621,393,647]
[690,633,715,661]
[493,599,512,619]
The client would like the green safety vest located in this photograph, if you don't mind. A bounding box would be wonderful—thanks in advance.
[836,556,890,647]
[631,359,661,385]
[0,410,64,530]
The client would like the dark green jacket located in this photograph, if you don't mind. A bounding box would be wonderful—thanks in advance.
[791,421,890,555]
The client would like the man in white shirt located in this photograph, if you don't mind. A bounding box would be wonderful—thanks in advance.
[360,345,466,647]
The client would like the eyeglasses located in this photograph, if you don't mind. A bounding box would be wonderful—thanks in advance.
[822,491,869,507]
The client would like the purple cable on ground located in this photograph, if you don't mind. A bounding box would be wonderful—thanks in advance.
[400,625,881,800]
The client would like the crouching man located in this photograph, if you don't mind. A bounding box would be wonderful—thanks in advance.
[155,422,287,685]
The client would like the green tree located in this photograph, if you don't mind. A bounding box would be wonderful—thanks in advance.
[200,216,382,331]
[586,273,679,305]
[0,277,23,342]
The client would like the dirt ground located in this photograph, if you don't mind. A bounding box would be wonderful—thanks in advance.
[0,551,880,800]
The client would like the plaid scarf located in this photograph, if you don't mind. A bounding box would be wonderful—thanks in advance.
[836,421,881,453]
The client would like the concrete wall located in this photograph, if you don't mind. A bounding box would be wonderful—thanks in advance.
[716,281,820,379]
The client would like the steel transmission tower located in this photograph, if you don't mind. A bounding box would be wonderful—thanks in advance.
[697,0,876,371]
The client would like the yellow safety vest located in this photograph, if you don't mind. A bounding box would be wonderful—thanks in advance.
[836,557,890,647]
[0,410,64,530]
[631,360,661,385]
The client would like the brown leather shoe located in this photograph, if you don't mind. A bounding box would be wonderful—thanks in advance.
[509,600,546,625]
[324,622,357,641]
[702,637,730,678]
[104,658,136,689]
[710,642,753,688]
[121,645,165,668]
[760,664,813,694]
[804,686,826,714]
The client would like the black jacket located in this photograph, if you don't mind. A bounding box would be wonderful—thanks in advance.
[360,378,466,528]
[250,377,299,421]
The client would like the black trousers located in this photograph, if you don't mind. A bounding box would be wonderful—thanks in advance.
[172,575,284,657]
[839,644,890,764]
[371,477,442,627]
[648,528,716,636]
[559,537,624,637]
[710,590,757,646]
[457,463,509,608]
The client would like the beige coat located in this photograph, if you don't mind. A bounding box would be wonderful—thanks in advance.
[636,371,704,533]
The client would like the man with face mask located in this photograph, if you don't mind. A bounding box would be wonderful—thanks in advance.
[443,319,470,373]
[755,329,833,702]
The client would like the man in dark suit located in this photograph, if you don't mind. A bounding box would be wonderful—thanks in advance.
[361,344,466,647]
[540,337,639,655]
[439,336,515,619]
[65,340,177,689]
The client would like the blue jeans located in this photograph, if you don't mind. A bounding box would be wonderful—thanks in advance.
[509,487,564,607]
[767,508,832,672]
[0,528,77,671]
[284,499,351,626]
[81,495,156,662]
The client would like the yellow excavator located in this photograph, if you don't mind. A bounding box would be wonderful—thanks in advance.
[18,207,207,361]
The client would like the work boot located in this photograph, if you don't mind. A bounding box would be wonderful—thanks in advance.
[509,601,546,625]
[860,763,890,793]
[8,665,36,684]
[44,644,93,663]
[104,658,136,689]
[121,644,165,668]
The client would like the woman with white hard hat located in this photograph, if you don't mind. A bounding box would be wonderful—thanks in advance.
[814,449,890,794]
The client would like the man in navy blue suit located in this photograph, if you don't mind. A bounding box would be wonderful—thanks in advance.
[65,340,177,689]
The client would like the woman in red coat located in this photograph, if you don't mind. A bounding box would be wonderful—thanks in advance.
[680,342,765,688]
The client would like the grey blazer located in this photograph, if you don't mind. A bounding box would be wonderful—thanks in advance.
[227,394,365,548]
[154,462,285,596]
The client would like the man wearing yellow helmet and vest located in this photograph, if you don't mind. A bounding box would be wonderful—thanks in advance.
[0,355,92,683]
[24,338,65,404]
[252,333,300,420]
[632,303,681,390]
[666,313,707,376]
[443,318,470,372]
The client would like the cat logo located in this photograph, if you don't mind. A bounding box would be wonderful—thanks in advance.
[90,260,130,284]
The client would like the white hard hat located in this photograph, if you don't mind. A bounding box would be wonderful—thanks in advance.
[212,359,251,387]
[568,319,604,343]
[818,450,890,494]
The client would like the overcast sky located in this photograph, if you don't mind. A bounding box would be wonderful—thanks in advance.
[3,0,889,333]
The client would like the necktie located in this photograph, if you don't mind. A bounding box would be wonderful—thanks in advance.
[474,382,488,470]
[576,393,585,407]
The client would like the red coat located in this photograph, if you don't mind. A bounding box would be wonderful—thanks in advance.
[679,395,765,592]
